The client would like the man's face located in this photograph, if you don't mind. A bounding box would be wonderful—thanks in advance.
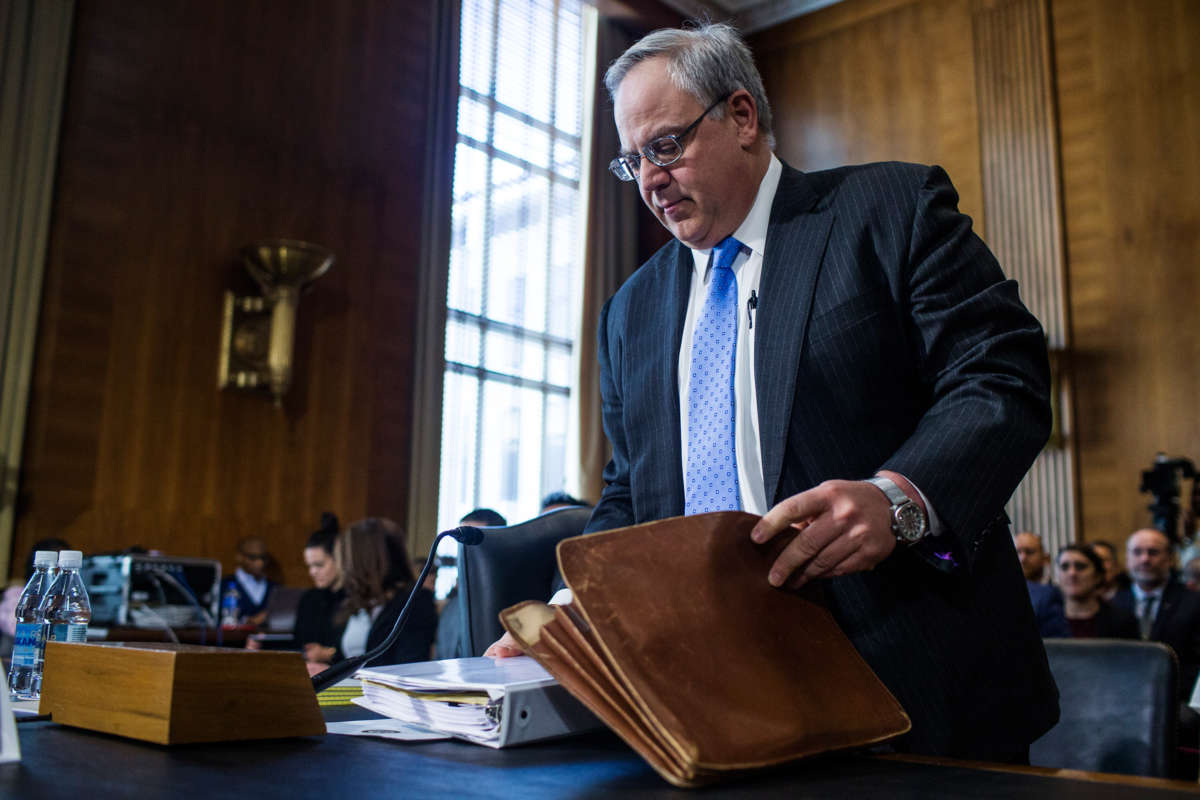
[1014,533,1045,581]
[613,58,755,250]
[1126,529,1172,589]
[238,540,269,578]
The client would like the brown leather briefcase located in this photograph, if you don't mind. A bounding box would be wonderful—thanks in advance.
[500,510,911,787]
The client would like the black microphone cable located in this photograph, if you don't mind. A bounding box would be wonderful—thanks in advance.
[138,572,180,644]
[151,567,217,646]
[310,525,485,693]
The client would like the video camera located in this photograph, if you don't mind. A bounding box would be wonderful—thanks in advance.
[1139,453,1197,544]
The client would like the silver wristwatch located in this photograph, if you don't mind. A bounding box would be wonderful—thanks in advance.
[865,476,928,545]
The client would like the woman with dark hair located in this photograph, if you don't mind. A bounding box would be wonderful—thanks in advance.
[1056,544,1139,639]
[290,512,344,663]
[308,517,437,673]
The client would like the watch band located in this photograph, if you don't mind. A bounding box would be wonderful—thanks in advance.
[865,476,910,507]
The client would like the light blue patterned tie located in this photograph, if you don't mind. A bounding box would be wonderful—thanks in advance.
[685,235,742,514]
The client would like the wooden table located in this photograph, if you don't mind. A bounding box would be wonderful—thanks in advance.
[5,706,1200,799]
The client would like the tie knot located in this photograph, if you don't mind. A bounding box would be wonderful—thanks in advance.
[712,236,742,272]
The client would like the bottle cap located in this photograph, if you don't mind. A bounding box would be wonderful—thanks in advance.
[57,550,83,568]
[34,550,59,567]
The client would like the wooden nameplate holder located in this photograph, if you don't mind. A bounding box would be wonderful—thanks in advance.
[39,641,326,744]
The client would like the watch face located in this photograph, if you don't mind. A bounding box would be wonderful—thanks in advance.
[895,503,927,542]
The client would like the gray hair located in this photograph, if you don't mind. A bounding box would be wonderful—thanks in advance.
[604,22,775,150]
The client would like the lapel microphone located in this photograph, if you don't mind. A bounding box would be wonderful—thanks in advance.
[310,525,485,693]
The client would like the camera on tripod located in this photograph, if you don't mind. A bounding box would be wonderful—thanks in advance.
[1139,452,1198,544]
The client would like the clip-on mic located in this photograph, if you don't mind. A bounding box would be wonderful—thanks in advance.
[310,524,485,693]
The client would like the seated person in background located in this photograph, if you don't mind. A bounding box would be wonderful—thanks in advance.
[291,512,344,663]
[1015,532,1069,638]
[1090,539,1130,602]
[1184,556,1200,592]
[1114,527,1200,779]
[435,508,507,660]
[307,517,437,675]
[222,536,276,626]
[1055,544,1138,638]
[539,492,592,513]
[1015,530,1050,583]
[1113,528,1200,691]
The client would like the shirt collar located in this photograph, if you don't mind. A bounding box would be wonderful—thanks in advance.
[236,567,267,589]
[1132,582,1164,603]
[689,153,782,277]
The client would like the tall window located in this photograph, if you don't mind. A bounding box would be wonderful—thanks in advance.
[437,0,594,538]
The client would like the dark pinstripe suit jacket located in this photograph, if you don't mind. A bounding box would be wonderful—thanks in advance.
[584,161,1059,759]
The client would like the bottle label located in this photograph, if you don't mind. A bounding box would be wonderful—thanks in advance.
[11,621,43,667]
[47,623,86,643]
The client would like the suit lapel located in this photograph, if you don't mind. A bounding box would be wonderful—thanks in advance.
[662,243,692,514]
[1152,582,1179,639]
[756,166,834,505]
[631,241,692,517]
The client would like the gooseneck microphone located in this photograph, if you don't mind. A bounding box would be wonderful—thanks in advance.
[310,525,485,693]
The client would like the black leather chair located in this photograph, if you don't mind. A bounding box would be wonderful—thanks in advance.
[1030,638,1178,777]
[455,506,592,657]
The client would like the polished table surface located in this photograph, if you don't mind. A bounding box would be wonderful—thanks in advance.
[5,708,1200,799]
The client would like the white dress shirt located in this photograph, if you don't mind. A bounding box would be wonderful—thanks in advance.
[678,155,781,514]
[235,567,270,607]
[677,155,941,529]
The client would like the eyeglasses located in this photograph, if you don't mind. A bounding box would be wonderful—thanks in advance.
[608,92,732,182]
[1057,560,1092,572]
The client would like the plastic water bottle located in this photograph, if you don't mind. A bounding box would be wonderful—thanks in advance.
[7,550,58,701]
[220,584,241,627]
[40,550,92,648]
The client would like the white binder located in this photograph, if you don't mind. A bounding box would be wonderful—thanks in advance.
[353,656,600,748]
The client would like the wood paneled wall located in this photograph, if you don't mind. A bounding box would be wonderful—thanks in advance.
[1051,0,1200,546]
[971,0,1075,559]
[751,0,1200,550]
[13,0,439,584]
[752,0,985,231]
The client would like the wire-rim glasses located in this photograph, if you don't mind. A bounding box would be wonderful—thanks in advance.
[608,92,732,182]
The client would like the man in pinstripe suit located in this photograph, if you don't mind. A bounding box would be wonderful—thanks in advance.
[491,22,1058,762]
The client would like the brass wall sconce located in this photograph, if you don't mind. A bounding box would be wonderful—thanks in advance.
[218,239,334,405]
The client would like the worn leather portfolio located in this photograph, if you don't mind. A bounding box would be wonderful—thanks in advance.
[500,510,911,787]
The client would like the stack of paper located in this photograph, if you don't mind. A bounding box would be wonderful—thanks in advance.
[354,656,598,748]
[316,677,364,707]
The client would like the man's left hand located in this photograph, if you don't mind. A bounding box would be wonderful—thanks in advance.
[751,473,919,588]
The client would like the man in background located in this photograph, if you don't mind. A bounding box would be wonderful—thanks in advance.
[1114,527,1200,777]
[1113,528,1200,689]
[221,535,276,626]
[1015,532,1069,637]
[1015,531,1049,583]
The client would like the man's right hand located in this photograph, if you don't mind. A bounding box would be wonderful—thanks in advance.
[483,631,524,658]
